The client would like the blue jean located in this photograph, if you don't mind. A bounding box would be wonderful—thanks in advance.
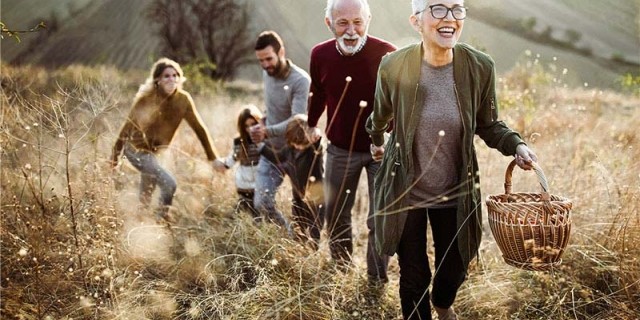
[123,144,176,215]
[254,155,291,230]
[324,144,388,282]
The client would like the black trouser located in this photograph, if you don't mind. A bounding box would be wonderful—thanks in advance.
[259,140,325,247]
[398,207,466,320]
[286,141,325,248]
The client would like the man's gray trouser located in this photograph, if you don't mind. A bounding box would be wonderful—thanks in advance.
[324,144,388,282]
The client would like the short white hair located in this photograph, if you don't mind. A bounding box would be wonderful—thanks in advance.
[411,0,428,15]
[412,0,467,16]
[325,0,371,22]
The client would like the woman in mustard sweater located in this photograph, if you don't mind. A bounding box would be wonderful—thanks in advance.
[111,58,223,221]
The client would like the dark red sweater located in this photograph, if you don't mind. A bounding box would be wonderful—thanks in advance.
[308,36,396,152]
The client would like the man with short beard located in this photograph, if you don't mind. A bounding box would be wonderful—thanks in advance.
[307,0,396,285]
[251,31,324,247]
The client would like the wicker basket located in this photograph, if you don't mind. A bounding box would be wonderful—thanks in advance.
[486,160,572,271]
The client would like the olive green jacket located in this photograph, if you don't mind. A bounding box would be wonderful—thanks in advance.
[365,42,524,269]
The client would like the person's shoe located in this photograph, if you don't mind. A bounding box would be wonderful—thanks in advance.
[154,206,174,223]
[367,275,388,289]
[434,305,458,320]
[365,277,386,301]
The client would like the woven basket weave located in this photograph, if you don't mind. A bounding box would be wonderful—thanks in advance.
[486,160,572,271]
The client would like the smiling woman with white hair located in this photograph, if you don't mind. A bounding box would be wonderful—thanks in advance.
[366,0,539,319]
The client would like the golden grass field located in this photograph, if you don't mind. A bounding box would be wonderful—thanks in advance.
[1,55,639,319]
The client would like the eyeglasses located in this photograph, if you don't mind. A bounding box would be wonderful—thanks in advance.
[416,4,467,20]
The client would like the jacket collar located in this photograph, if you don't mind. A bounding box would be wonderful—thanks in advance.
[405,43,423,88]
[404,42,468,85]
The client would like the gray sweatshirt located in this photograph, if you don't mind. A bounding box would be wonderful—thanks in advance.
[262,60,310,149]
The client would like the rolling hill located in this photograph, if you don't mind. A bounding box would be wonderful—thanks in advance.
[1,0,638,89]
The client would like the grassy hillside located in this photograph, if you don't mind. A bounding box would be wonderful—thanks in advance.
[1,0,160,69]
[1,58,639,319]
[475,0,639,57]
[242,0,640,88]
[2,0,638,89]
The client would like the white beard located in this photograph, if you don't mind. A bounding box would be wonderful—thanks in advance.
[337,34,366,55]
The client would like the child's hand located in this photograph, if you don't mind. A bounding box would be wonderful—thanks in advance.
[370,144,385,162]
[307,126,322,143]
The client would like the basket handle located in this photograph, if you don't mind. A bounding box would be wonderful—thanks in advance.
[504,159,554,222]
[504,160,549,195]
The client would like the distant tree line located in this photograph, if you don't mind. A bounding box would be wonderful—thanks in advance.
[147,0,254,81]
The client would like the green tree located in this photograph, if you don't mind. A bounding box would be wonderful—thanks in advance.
[521,16,537,32]
[564,29,582,45]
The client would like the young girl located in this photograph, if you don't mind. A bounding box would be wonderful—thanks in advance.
[216,105,264,218]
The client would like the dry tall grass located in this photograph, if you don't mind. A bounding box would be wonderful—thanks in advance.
[1,60,638,319]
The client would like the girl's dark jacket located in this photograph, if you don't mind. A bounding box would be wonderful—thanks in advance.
[365,42,525,269]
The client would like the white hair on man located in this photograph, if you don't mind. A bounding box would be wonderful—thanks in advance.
[325,0,371,22]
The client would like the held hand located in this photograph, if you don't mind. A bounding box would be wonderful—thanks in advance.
[515,144,538,170]
[249,123,266,143]
[370,144,385,162]
[212,159,227,173]
[308,127,322,143]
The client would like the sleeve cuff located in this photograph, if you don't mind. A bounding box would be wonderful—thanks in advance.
[371,134,385,147]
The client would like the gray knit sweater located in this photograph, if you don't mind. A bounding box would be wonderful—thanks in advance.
[262,60,311,149]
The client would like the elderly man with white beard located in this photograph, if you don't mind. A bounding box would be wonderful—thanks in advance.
[306,0,396,286]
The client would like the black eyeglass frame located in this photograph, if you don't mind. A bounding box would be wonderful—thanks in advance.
[415,4,468,20]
